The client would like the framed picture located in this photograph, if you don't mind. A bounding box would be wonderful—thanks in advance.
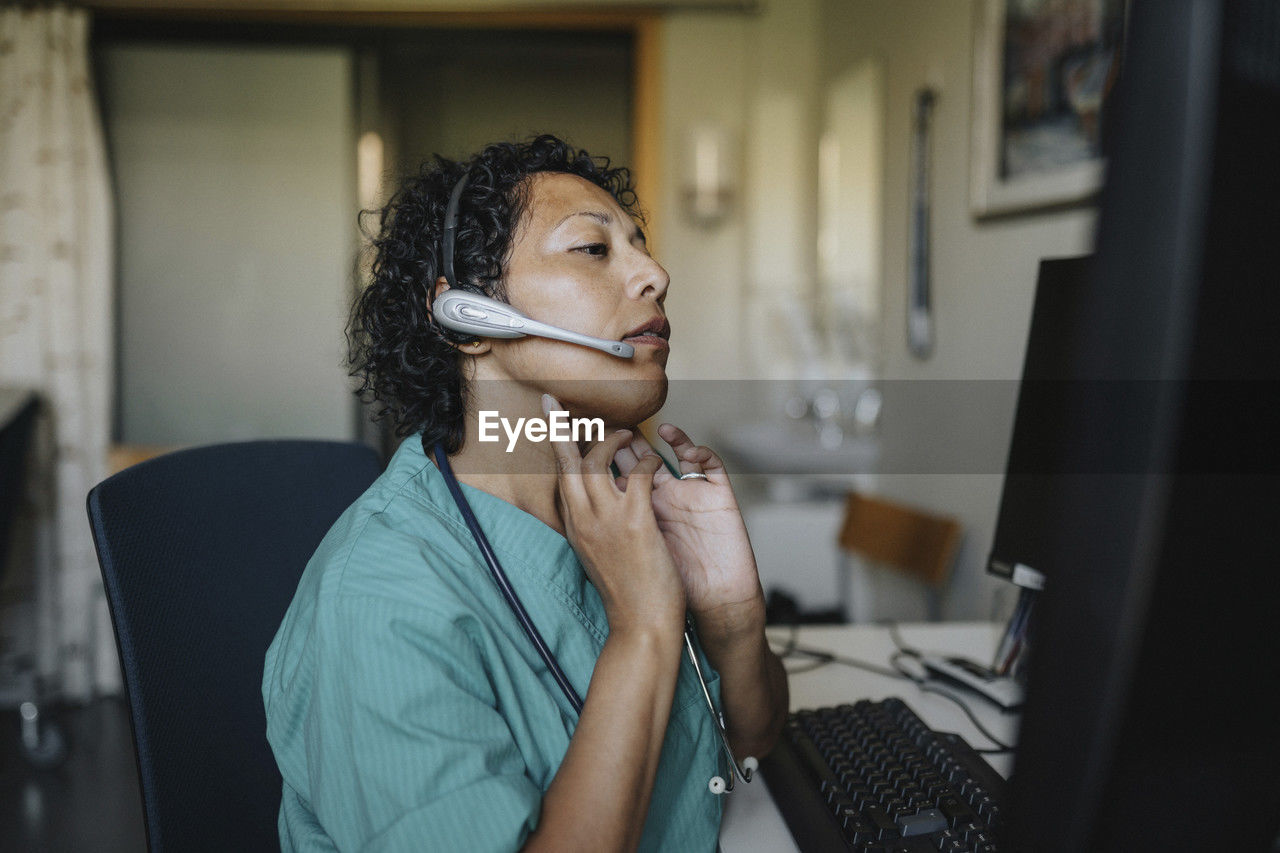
[970,0,1128,218]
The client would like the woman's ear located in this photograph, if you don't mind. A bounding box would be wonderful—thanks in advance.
[432,276,491,355]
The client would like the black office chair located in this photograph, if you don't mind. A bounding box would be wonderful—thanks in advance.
[86,440,383,852]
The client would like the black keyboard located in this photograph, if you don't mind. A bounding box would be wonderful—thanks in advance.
[760,697,1007,852]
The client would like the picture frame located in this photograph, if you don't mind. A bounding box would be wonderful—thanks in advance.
[970,0,1128,218]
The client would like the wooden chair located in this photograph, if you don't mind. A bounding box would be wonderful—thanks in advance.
[837,492,963,623]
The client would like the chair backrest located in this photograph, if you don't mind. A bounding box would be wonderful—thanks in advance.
[837,491,962,588]
[87,439,383,852]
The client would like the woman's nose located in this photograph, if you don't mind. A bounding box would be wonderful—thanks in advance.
[629,253,670,304]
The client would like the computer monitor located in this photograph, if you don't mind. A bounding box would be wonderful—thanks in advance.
[987,254,1092,589]
[1005,1,1280,850]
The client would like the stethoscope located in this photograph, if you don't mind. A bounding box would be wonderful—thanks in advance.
[430,442,757,794]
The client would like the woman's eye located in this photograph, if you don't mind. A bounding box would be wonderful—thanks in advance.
[575,243,608,257]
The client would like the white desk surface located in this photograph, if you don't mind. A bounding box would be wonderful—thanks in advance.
[720,621,1021,853]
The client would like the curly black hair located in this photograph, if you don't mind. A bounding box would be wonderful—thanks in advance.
[348,134,642,455]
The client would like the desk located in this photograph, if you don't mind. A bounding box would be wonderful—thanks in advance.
[720,622,1020,853]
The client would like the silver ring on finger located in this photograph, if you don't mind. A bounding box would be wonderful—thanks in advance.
[679,472,710,481]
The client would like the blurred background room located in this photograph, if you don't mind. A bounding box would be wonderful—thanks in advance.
[1,0,1118,848]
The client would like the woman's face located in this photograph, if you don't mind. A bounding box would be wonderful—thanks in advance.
[476,171,672,427]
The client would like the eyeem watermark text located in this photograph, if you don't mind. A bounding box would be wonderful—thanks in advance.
[478,410,605,452]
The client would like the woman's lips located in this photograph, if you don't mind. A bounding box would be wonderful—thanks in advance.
[623,333,670,350]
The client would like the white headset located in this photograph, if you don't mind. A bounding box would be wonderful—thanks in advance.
[433,290,634,358]
[430,172,634,359]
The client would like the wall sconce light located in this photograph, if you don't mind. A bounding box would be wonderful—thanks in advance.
[682,122,735,227]
[357,130,384,211]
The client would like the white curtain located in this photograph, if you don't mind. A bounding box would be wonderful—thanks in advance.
[0,5,119,700]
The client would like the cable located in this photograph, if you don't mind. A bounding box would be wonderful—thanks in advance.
[774,622,801,658]
[774,620,1018,751]
[788,644,912,681]
[885,620,921,658]
[884,623,1015,753]
[917,684,1014,753]
[771,622,814,674]
[770,621,911,680]
[773,622,832,674]
[783,656,837,676]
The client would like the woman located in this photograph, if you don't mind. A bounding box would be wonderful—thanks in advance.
[262,135,789,852]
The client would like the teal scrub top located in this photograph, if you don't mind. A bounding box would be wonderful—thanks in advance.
[262,435,725,852]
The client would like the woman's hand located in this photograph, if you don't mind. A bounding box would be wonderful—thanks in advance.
[529,399,692,853]
[609,424,788,763]
[610,424,765,631]
[544,395,685,637]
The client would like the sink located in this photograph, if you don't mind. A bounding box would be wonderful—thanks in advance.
[715,421,879,480]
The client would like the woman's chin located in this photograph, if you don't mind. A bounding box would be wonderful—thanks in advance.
[557,377,668,429]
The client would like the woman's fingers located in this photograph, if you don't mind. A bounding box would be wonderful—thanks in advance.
[580,429,633,505]
[657,423,728,483]
[612,439,642,476]
[618,430,677,486]
[623,453,665,506]
[544,395,588,505]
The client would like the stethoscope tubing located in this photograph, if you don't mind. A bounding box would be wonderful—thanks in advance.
[432,442,585,715]
[683,616,755,791]
[430,440,755,792]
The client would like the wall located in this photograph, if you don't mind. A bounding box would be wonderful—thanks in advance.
[655,1,1100,619]
[654,1,869,614]
[656,0,822,441]
[99,43,357,446]
[381,30,631,169]
[819,0,1098,618]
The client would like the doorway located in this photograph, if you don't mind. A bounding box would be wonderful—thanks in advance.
[92,14,646,454]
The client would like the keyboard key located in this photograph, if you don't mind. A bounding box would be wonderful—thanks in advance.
[863,805,900,840]
[931,828,959,849]
[938,796,977,828]
[828,793,855,816]
[897,807,948,837]
[883,797,909,818]
[920,776,949,799]
[899,785,925,801]
[976,796,997,821]
[843,821,877,845]
[836,805,868,833]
